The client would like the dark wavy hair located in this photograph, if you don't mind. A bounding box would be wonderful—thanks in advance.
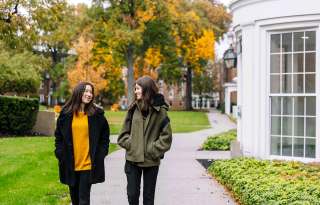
[63,81,97,116]
[128,75,158,111]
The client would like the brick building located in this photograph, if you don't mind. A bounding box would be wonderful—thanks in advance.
[118,65,220,109]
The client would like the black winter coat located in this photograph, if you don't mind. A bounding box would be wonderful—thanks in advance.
[54,107,110,186]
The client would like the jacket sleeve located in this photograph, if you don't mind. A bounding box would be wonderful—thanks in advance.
[99,118,110,157]
[117,110,132,149]
[54,116,63,159]
[152,122,173,159]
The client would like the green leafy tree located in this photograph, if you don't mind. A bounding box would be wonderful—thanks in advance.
[0,51,50,95]
[192,69,218,109]
[158,0,232,110]
[94,0,176,105]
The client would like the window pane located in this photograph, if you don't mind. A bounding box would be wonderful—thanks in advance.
[294,117,304,136]
[306,97,316,116]
[282,137,292,156]
[282,74,292,93]
[305,53,315,72]
[293,74,304,93]
[270,75,281,93]
[271,137,281,155]
[271,116,281,135]
[294,32,304,52]
[293,138,304,157]
[283,97,293,115]
[282,33,292,52]
[282,117,292,136]
[282,54,292,73]
[305,74,316,93]
[271,96,281,115]
[294,97,304,115]
[305,31,316,51]
[293,53,304,73]
[271,55,280,73]
[271,34,281,53]
[305,138,316,158]
[306,118,316,137]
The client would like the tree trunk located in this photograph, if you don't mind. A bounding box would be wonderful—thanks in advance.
[185,66,193,110]
[126,43,135,106]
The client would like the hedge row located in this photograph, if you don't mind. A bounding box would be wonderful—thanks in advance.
[0,95,39,134]
[201,129,237,150]
[208,157,320,205]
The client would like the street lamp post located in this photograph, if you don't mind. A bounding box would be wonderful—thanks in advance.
[46,72,50,110]
[224,44,237,69]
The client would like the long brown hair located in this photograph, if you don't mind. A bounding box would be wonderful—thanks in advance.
[63,81,97,116]
[128,75,158,111]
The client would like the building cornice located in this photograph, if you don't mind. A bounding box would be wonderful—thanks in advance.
[229,0,268,13]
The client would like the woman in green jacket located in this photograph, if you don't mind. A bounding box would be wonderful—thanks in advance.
[117,75,173,205]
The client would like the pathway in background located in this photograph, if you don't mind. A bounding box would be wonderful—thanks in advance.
[91,110,238,204]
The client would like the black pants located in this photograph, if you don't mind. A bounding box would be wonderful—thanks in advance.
[125,160,159,205]
[69,170,92,205]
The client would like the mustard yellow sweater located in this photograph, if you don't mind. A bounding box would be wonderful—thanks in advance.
[72,112,91,171]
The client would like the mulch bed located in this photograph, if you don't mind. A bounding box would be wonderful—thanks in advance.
[197,159,216,170]
[0,131,47,138]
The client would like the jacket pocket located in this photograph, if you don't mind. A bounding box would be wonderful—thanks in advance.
[146,141,155,159]
[125,138,131,152]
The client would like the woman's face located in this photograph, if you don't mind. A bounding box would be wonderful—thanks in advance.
[81,85,93,105]
[135,84,142,99]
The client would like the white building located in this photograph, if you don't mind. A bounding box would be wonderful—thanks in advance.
[230,0,319,162]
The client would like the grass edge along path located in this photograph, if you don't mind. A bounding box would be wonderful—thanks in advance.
[106,110,211,134]
[208,157,320,205]
[0,137,119,204]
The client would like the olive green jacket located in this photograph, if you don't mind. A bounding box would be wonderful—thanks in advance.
[117,102,172,167]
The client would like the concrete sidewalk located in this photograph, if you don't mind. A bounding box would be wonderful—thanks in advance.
[91,112,238,204]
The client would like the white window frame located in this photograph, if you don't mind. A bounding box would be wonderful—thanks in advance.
[39,94,44,103]
[159,88,163,95]
[179,88,184,97]
[169,88,173,98]
[267,28,318,162]
[180,100,183,107]
[39,81,44,89]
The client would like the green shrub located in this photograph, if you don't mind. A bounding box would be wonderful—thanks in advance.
[208,157,320,205]
[229,114,237,123]
[202,129,237,150]
[0,96,39,134]
[219,101,237,114]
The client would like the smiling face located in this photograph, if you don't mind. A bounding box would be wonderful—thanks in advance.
[81,85,93,105]
[135,84,142,99]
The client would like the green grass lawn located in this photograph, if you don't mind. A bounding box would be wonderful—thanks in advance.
[104,110,211,134]
[0,137,118,204]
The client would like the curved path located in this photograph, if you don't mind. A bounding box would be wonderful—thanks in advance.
[91,111,238,204]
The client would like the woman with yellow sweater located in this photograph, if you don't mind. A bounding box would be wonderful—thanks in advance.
[54,82,110,205]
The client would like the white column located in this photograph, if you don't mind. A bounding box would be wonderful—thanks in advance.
[240,22,255,158]
[225,87,230,115]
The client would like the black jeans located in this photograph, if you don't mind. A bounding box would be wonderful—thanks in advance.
[125,160,159,205]
[69,170,92,205]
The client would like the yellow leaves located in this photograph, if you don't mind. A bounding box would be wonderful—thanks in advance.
[68,35,107,95]
[183,30,216,71]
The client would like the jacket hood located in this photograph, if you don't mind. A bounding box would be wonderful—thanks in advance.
[152,94,169,111]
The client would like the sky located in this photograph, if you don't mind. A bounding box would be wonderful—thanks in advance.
[67,0,234,59]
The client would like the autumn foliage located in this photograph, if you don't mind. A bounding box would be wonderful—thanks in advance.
[67,36,107,95]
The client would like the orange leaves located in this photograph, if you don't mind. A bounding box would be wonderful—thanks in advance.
[67,36,107,95]
[133,58,158,81]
